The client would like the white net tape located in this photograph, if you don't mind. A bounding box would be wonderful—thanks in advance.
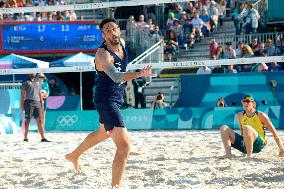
[0,83,22,89]
[0,0,190,14]
[0,56,283,75]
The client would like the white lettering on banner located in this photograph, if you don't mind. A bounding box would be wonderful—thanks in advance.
[127,56,284,70]
[0,0,189,14]
[125,115,148,123]
[57,115,78,127]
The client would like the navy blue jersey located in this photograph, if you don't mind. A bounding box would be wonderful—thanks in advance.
[94,42,128,104]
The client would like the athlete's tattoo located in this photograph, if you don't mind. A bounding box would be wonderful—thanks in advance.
[105,65,125,83]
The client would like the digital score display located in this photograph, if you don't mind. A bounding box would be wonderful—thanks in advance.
[1,21,103,53]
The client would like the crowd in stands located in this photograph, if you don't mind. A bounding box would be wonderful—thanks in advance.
[126,0,228,61]
[202,35,284,75]
[0,0,82,22]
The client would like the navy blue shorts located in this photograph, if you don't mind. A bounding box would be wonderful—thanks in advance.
[96,102,125,132]
[231,132,265,154]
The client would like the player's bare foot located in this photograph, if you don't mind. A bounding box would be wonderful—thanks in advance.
[65,153,81,172]
[219,154,232,159]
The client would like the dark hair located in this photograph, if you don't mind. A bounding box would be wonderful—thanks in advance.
[99,18,116,30]
[225,42,232,46]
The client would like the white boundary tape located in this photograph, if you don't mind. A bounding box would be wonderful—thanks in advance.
[0,0,189,14]
[0,56,283,75]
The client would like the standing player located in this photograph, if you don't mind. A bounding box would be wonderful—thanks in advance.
[65,18,156,188]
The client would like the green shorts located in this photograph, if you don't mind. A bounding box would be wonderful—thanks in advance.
[231,132,265,154]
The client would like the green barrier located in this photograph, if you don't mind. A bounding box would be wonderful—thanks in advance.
[45,105,280,131]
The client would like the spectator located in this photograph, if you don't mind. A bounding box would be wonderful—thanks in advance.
[16,0,25,7]
[216,0,226,27]
[253,63,268,72]
[177,30,188,49]
[250,37,259,52]
[224,42,236,59]
[49,78,63,96]
[137,15,147,29]
[79,15,84,21]
[254,43,267,57]
[268,62,281,72]
[166,12,177,29]
[170,20,183,36]
[200,8,211,37]
[239,42,254,57]
[183,18,193,37]
[185,2,195,16]
[151,25,162,43]
[241,64,252,72]
[41,12,48,21]
[191,12,204,41]
[16,13,25,21]
[232,2,244,35]
[6,14,14,22]
[146,18,155,32]
[212,65,225,73]
[195,2,203,16]
[0,13,3,22]
[197,66,212,74]
[35,14,42,21]
[209,39,218,57]
[265,39,279,56]
[216,97,227,107]
[173,4,183,20]
[225,65,237,73]
[164,30,179,61]
[34,0,46,6]
[245,3,260,34]
[69,10,77,21]
[182,18,195,48]
[207,1,219,31]
[151,92,167,109]
[180,11,188,25]
[25,0,34,6]
[6,0,17,7]
[216,46,227,59]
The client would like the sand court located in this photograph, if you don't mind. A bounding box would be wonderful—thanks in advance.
[0,131,284,189]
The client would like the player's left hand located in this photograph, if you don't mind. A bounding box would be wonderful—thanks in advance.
[139,65,157,77]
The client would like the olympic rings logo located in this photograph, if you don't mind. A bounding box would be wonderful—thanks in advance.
[57,115,78,127]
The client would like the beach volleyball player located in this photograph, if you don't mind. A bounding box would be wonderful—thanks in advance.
[65,18,156,188]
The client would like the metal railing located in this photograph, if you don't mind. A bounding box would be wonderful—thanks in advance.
[169,77,180,108]
[206,32,284,47]
[129,40,164,65]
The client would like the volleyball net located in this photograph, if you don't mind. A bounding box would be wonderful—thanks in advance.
[0,56,283,76]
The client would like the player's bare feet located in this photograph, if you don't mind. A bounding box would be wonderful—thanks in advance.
[65,153,81,172]
[219,154,232,159]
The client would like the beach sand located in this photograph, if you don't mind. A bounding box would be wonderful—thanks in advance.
[0,130,284,189]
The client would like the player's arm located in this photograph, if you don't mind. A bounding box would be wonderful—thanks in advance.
[237,112,244,135]
[96,48,156,83]
[258,112,284,157]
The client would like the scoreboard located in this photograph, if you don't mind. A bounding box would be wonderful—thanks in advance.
[0,21,103,54]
